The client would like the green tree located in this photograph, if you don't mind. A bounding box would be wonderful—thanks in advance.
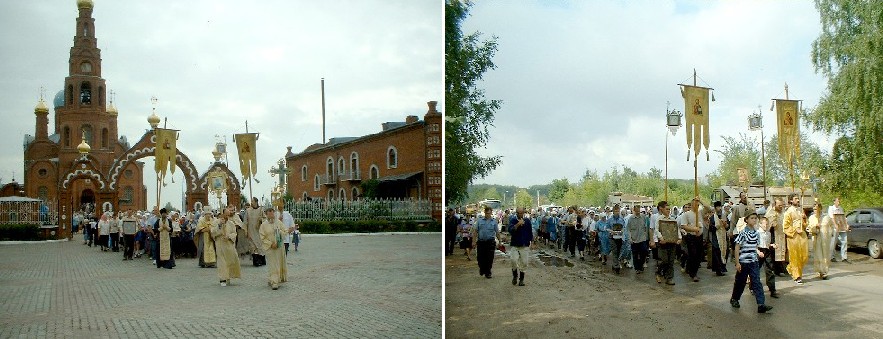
[547,178,570,204]
[514,189,533,209]
[445,0,502,204]
[476,186,501,201]
[707,133,761,188]
[811,0,883,198]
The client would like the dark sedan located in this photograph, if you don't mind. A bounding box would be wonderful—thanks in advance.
[846,207,883,259]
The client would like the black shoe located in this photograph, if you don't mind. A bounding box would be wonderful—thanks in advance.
[716,272,726,276]
[770,292,780,298]
[730,299,740,308]
[485,273,492,279]
[512,270,518,286]
[758,305,773,313]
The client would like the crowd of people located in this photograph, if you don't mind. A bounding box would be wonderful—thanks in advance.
[447,193,852,314]
[71,197,301,290]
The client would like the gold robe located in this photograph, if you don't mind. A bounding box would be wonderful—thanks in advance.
[197,216,216,264]
[260,218,287,286]
[765,208,786,262]
[212,218,242,281]
[158,219,172,261]
[246,207,264,255]
[783,206,808,280]
[809,214,835,276]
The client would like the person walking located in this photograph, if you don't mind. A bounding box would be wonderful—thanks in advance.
[783,194,808,284]
[809,203,835,280]
[259,207,287,290]
[97,213,110,252]
[653,201,680,285]
[473,206,500,279]
[459,216,475,260]
[121,209,137,260]
[212,207,242,286]
[608,205,627,274]
[627,205,650,274]
[828,197,849,262]
[445,208,459,256]
[195,207,217,268]
[679,199,704,282]
[508,207,533,286]
[154,208,176,269]
[729,212,774,313]
[757,217,780,298]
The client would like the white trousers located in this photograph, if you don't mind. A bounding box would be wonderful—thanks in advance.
[510,246,530,271]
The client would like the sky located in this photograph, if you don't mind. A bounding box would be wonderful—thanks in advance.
[0,0,443,209]
[463,0,838,189]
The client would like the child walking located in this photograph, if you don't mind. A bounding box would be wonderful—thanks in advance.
[730,212,774,313]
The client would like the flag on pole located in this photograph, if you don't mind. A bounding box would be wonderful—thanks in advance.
[681,85,711,158]
[154,128,178,175]
[775,99,800,163]
[234,133,258,181]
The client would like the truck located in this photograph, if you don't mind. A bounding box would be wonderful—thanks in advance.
[711,185,816,211]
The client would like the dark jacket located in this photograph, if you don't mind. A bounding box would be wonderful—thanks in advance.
[508,215,533,247]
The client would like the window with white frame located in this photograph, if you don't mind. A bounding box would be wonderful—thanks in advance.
[302,192,308,201]
[370,165,379,180]
[301,165,307,181]
[314,174,320,191]
[338,157,345,176]
[327,189,334,201]
[339,188,346,201]
[387,146,398,169]
[352,187,359,200]
[350,152,359,178]
[326,157,334,177]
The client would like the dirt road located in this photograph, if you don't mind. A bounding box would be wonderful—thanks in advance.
[445,246,883,338]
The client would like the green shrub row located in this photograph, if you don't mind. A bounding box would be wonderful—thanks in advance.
[299,220,441,234]
[0,224,41,241]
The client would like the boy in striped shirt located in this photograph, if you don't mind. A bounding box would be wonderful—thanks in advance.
[730,212,774,313]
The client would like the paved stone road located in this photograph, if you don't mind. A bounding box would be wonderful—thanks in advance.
[0,233,441,338]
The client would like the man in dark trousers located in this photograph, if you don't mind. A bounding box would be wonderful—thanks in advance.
[472,206,500,278]
[445,208,459,256]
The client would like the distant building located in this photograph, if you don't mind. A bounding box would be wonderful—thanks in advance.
[284,102,442,221]
[607,192,654,208]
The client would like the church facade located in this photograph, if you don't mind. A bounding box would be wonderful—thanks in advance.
[23,0,147,226]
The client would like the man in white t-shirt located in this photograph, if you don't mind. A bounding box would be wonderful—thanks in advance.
[828,197,849,262]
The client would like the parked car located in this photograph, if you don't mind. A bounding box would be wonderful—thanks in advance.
[845,207,883,259]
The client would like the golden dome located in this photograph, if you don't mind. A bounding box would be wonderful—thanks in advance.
[77,137,91,154]
[34,99,49,113]
[106,102,118,116]
[77,0,93,10]
[148,111,161,128]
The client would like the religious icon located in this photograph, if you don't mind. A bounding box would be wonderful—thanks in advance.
[242,143,250,154]
[784,111,793,126]
[163,140,171,150]
[658,220,678,243]
[693,99,703,116]
[213,177,223,190]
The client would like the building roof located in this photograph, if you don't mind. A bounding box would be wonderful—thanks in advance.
[377,171,423,183]
[290,118,423,158]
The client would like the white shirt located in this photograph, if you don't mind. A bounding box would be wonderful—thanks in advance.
[828,205,844,219]
[677,210,703,236]
[281,211,294,243]
[652,214,682,243]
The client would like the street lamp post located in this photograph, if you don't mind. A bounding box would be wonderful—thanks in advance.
[748,107,766,200]
[665,103,682,202]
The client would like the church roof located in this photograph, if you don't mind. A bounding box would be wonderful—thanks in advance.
[53,90,64,108]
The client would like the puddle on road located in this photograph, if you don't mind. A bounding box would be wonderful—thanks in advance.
[536,251,574,267]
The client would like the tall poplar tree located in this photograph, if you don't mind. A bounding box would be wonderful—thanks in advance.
[445,0,502,204]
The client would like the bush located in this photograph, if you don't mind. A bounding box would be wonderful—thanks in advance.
[0,224,41,241]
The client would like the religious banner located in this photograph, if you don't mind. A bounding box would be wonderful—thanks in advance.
[775,99,800,163]
[234,133,258,181]
[154,128,178,175]
[681,85,711,159]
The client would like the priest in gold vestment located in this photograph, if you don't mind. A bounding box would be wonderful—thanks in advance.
[213,207,242,286]
[783,194,808,284]
[260,207,288,290]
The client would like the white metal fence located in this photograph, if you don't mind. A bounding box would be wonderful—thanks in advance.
[284,198,432,222]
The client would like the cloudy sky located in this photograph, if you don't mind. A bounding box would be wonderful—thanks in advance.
[463,1,837,188]
[0,0,442,208]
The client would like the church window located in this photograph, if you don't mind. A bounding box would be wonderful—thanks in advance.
[350,152,359,179]
[38,169,47,177]
[314,174,320,191]
[125,169,133,179]
[80,82,91,105]
[338,157,345,177]
[80,62,92,74]
[63,126,71,147]
[83,24,89,37]
[301,165,307,181]
[339,188,346,201]
[326,157,334,179]
[101,128,108,148]
[122,186,134,203]
[38,186,48,201]
[66,85,73,106]
[82,125,93,145]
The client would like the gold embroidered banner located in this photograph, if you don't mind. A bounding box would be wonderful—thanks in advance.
[234,133,258,180]
[154,128,178,175]
[775,99,799,163]
[682,85,710,157]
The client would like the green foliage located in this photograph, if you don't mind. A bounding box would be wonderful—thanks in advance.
[298,220,440,234]
[514,188,532,208]
[0,224,40,241]
[810,0,883,198]
[445,0,502,204]
[547,178,570,204]
[360,179,380,199]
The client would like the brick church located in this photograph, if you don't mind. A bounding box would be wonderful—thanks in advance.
[23,0,147,216]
